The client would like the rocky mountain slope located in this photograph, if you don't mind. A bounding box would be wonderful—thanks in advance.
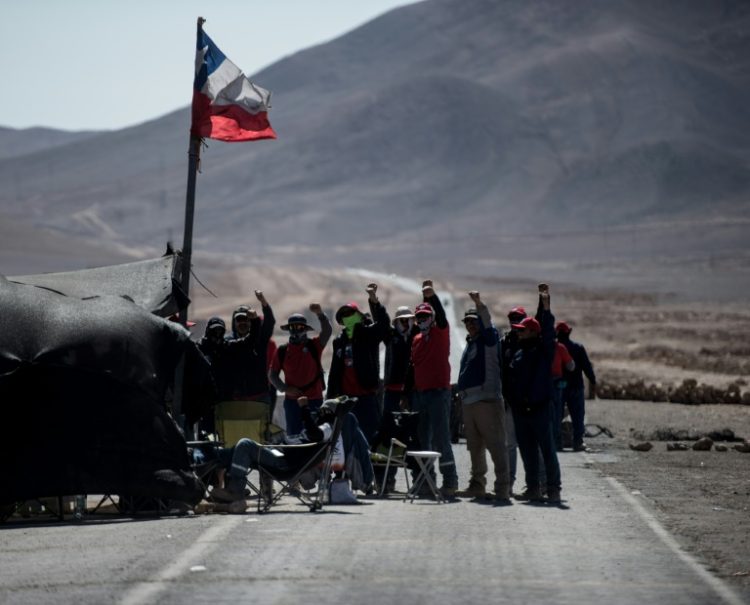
[1,0,748,296]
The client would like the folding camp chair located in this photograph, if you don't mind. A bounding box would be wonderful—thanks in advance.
[214,400,273,446]
[254,397,355,513]
[370,410,421,496]
[371,437,411,496]
[213,400,283,500]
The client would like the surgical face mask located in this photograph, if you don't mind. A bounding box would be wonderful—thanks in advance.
[342,314,362,338]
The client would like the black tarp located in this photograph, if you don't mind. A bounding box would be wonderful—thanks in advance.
[0,275,206,506]
[7,252,189,318]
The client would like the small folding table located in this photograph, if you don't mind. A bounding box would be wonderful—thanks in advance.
[404,451,444,503]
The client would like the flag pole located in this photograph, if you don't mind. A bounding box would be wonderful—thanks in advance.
[179,16,206,322]
[173,17,205,429]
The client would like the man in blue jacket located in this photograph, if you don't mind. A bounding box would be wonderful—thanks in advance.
[556,321,597,452]
[456,291,511,502]
[508,284,562,504]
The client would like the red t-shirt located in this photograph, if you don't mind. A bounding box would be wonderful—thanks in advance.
[411,324,451,391]
[266,338,277,371]
[551,342,573,378]
[271,337,324,400]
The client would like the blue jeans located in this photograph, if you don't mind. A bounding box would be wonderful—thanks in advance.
[512,404,561,492]
[505,402,517,485]
[225,438,293,492]
[412,388,458,489]
[551,381,566,450]
[283,397,322,435]
[564,386,586,446]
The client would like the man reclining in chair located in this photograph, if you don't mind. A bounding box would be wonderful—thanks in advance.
[211,396,345,503]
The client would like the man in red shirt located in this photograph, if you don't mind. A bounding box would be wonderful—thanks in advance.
[268,304,332,435]
[404,280,458,497]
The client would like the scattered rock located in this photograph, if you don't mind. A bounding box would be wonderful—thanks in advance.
[629,441,653,451]
[692,437,714,451]
[631,427,742,443]
[714,444,728,452]
[667,442,689,451]
[734,442,750,453]
[598,378,750,405]
[706,428,738,442]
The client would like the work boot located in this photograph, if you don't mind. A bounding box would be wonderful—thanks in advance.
[210,486,243,503]
[456,480,486,499]
[546,489,562,504]
[514,486,543,502]
[228,499,249,514]
[439,485,457,499]
[573,442,587,452]
[491,494,513,506]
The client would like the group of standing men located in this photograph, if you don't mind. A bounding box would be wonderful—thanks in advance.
[196,280,595,505]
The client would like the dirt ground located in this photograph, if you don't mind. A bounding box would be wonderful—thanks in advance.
[584,397,750,592]
[190,261,750,393]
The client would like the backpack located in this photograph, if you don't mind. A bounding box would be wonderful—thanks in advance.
[277,342,326,391]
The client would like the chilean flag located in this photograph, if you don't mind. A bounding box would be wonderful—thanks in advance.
[191,29,276,142]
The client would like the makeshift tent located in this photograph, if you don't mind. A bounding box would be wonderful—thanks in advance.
[7,252,189,318]
[0,274,211,507]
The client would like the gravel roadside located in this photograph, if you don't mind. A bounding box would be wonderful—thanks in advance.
[585,398,750,597]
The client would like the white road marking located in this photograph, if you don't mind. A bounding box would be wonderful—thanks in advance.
[119,515,241,605]
[602,473,745,605]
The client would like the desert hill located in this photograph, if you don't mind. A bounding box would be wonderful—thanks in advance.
[1,0,748,298]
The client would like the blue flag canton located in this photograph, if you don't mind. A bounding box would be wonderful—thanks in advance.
[194,30,228,92]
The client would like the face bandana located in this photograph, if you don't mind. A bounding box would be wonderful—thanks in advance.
[342,314,363,338]
[416,316,432,333]
[396,319,413,336]
[289,331,308,345]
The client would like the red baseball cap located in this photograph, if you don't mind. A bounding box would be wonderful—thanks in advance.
[555,321,572,334]
[511,317,541,333]
[414,302,434,316]
[335,301,362,324]
[507,306,527,320]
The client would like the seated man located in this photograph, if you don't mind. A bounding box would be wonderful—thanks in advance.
[210,396,346,503]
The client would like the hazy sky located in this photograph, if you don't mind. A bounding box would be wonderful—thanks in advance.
[1,0,419,131]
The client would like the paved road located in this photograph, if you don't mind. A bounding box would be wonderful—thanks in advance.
[1,446,745,605]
